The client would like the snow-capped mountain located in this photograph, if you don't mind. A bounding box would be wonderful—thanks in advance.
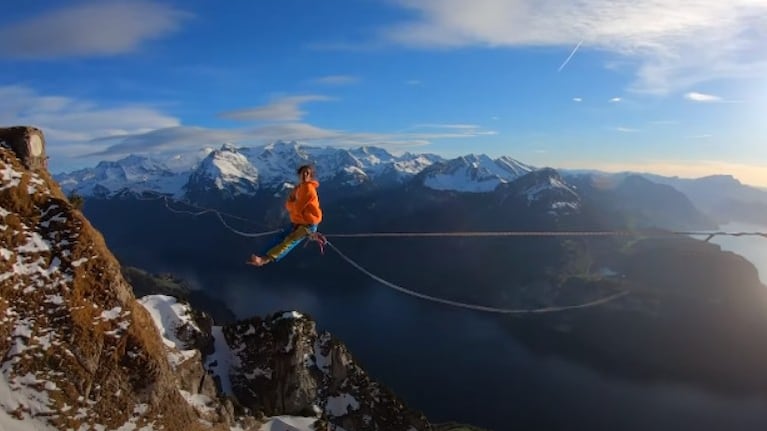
[56,141,554,199]
[240,141,441,188]
[57,141,446,198]
[419,154,535,192]
[55,154,190,198]
[184,143,260,198]
[500,167,581,214]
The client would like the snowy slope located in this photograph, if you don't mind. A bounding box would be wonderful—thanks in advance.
[55,154,191,198]
[523,173,579,207]
[184,143,260,196]
[3,369,318,431]
[259,416,317,431]
[0,374,56,431]
[499,167,581,214]
[422,154,535,192]
[138,295,201,368]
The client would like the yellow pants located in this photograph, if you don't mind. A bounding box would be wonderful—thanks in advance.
[265,224,317,261]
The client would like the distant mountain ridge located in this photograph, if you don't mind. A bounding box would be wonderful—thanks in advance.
[56,142,536,198]
[55,141,765,229]
[561,170,767,227]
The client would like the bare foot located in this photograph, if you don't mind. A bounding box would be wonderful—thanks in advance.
[246,254,271,267]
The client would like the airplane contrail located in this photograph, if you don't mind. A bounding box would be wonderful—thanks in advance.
[558,40,583,72]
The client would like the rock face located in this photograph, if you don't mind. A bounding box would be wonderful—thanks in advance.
[0,145,239,430]
[1,136,453,431]
[221,312,433,431]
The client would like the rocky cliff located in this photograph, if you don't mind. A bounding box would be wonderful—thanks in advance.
[1,140,466,430]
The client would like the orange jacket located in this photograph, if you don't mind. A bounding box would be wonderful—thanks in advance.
[286,180,322,225]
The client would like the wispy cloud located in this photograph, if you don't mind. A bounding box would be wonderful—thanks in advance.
[406,79,422,85]
[311,75,360,86]
[0,85,179,144]
[687,134,713,139]
[412,123,481,130]
[2,85,494,162]
[609,97,622,103]
[87,127,244,157]
[404,123,498,136]
[0,2,189,59]
[572,97,583,102]
[614,127,639,133]
[380,0,767,93]
[220,95,332,122]
[87,121,498,158]
[684,91,722,102]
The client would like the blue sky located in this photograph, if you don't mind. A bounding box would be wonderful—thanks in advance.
[1,0,766,185]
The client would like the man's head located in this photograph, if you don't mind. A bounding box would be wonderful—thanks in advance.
[297,164,314,182]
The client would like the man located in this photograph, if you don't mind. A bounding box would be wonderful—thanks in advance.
[247,164,323,267]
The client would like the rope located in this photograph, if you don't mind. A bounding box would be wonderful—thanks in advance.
[154,193,269,226]
[164,197,216,216]
[214,212,281,238]
[153,194,767,314]
[154,191,767,241]
[325,231,767,239]
[325,240,629,314]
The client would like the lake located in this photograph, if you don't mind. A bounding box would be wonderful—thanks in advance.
[706,222,767,285]
[197,265,767,431]
[85,200,767,431]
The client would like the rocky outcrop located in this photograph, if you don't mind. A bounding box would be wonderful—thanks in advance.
[220,311,433,431]
[0,145,254,430]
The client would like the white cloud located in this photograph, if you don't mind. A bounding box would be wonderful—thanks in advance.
[312,75,360,85]
[412,123,481,129]
[0,85,179,147]
[614,127,639,132]
[609,97,622,103]
[687,134,713,139]
[684,91,722,102]
[0,2,189,58]
[573,97,583,102]
[382,0,767,93]
[3,86,497,166]
[88,121,497,158]
[406,79,422,85]
[87,127,244,156]
[220,95,332,122]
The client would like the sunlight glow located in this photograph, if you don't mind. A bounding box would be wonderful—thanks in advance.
[560,160,767,188]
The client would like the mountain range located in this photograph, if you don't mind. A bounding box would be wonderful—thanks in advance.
[55,142,767,228]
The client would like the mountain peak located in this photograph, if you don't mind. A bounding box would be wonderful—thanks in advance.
[421,153,534,192]
[220,142,239,152]
[185,144,259,198]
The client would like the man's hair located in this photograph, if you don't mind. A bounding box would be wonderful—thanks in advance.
[297,164,314,176]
